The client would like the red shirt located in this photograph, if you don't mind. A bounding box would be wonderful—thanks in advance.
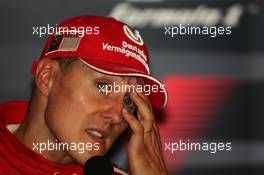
[0,101,127,175]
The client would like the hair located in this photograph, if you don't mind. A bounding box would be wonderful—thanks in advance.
[29,58,78,102]
[53,58,78,72]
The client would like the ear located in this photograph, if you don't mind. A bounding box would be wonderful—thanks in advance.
[35,58,59,97]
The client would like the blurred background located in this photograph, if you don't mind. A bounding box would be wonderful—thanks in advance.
[0,0,263,174]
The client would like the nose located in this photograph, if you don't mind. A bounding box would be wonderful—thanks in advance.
[100,97,124,124]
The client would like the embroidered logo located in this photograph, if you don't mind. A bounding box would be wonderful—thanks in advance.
[123,25,144,46]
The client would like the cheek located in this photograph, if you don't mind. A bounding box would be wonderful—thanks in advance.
[45,81,93,142]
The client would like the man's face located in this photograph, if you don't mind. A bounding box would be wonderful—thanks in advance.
[44,60,136,164]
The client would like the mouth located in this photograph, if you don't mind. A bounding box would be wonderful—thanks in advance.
[85,128,106,145]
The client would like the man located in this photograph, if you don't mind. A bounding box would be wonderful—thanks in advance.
[0,16,168,175]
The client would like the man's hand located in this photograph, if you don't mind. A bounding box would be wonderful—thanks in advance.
[122,79,168,175]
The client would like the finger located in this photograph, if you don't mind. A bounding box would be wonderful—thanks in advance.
[151,124,163,151]
[128,78,155,134]
[128,78,153,117]
[144,123,160,145]
[153,123,161,143]
[129,78,151,108]
[122,108,144,148]
[130,91,154,131]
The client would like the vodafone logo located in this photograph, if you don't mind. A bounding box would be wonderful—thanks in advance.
[123,25,144,46]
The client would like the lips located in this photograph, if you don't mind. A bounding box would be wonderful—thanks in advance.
[86,130,103,138]
[85,128,107,144]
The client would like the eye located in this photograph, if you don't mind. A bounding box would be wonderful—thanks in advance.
[96,81,111,93]
[124,94,137,114]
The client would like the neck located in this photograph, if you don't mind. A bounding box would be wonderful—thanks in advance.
[14,92,75,165]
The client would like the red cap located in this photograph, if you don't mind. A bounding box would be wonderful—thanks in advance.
[38,16,167,109]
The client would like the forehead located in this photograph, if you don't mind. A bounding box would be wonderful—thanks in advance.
[74,60,143,84]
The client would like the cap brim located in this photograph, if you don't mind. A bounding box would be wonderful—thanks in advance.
[78,58,168,109]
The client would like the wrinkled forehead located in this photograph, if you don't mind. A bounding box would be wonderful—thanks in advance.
[77,59,144,85]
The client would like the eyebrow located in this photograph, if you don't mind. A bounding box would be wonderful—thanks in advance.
[135,77,144,85]
[93,71,127,81]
